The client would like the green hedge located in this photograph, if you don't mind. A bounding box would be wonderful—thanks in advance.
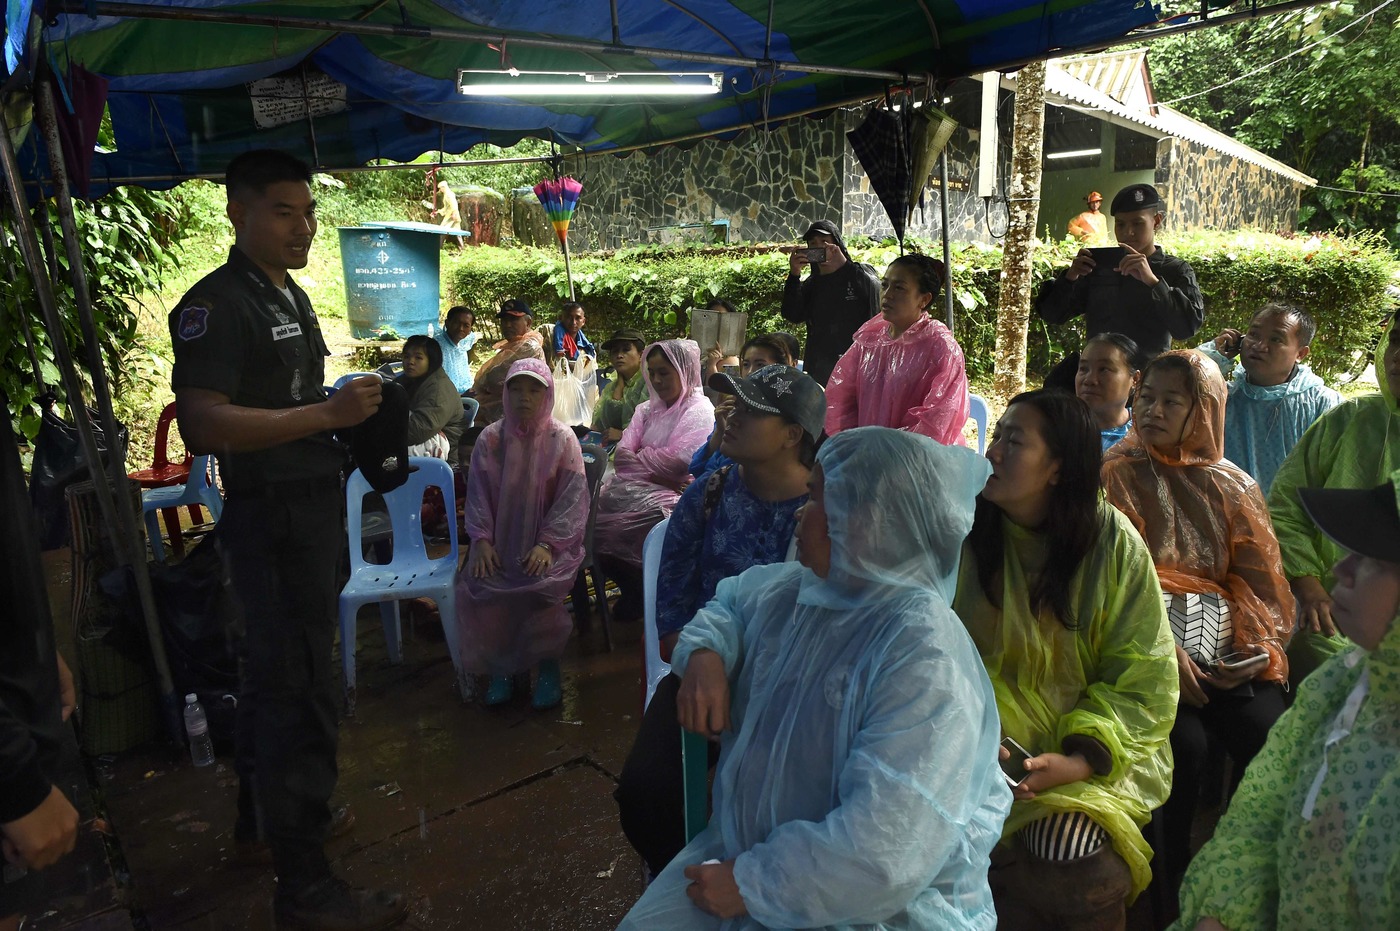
[444,230,1396,384]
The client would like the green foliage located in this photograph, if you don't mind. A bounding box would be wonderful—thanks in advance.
[429,140,556,198]
[2,185,181,440]
[445,231,1395,384]
[1150,1,1400,244]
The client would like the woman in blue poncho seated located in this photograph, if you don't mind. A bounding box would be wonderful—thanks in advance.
[617,427,1012,931]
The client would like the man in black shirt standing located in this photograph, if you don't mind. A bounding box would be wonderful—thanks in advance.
[779,220,880,386]
[1035,183,1204,389]
[169,150,405,930]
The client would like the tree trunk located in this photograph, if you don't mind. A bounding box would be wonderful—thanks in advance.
[994,61,1047,403]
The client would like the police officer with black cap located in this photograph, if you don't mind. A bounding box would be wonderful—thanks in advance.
[780,219,880,386]
[1036,183,1205,389]
[168,149,406,930]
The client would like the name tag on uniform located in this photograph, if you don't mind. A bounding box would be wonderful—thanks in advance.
[271,322,303,341]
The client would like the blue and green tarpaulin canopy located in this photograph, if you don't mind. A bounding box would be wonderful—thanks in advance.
[5,0,1165,193]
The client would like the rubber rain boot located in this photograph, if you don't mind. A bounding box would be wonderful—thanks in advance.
[484,676,513,706]
[532,659,562,710]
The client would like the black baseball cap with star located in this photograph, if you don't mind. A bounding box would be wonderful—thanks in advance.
[707,364,826,442]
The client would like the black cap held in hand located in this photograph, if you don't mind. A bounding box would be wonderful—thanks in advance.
[350,379,410,494]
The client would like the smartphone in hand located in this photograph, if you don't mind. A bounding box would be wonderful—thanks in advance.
[1086,246,1128,276]
[1000,736,1033,787]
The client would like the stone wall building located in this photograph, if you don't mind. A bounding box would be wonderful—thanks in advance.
[552,51,1312,252]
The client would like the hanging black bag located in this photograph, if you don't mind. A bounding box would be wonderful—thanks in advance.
[28,391,129,549]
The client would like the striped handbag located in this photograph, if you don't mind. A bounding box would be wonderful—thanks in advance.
[1162,591,1233,665]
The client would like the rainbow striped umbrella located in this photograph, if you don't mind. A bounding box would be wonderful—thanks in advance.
[533,176,583,298]
[533,176,583,246]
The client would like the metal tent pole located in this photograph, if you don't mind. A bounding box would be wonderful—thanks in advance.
[1,84,181,740]
[939,150,954,333]
[50,2,934,83]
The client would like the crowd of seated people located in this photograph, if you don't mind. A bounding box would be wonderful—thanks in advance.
[349,220,1391,930]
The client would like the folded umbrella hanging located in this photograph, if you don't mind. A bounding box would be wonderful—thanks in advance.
[846,104,913,247]
[533,175,583,300]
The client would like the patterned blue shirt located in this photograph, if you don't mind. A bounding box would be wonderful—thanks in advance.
[436,329,478,393]
[655,466,806,640]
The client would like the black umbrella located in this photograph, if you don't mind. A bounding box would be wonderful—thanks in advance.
[846,104,913,246]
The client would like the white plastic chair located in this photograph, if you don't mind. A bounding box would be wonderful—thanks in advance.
[641,516,671,712]
[339,457,463,714]
[968,393,991,455]
[141,454,223,562]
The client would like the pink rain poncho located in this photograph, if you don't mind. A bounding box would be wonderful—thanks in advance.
[594,339,715,568]
[824,313,970,445]
[456,359,588,676]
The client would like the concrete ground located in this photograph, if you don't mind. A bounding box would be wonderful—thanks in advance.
[32,539,1182,931]
[36,540,648,931]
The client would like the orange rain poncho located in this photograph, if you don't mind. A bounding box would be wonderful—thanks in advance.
[1102,350,1292,685]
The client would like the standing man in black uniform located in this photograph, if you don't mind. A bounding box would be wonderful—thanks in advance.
[779,220,880,386]
[1035,183,1204,390]
[169,150,405,930]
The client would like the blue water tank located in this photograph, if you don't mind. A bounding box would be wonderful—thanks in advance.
[338,223,464,339]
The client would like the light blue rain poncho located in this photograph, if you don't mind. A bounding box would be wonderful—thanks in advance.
[1196,342,1341,493]
[618,428,1012,931]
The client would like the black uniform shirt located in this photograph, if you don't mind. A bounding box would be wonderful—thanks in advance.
[780,261,881,386]
[168,246,345,493]
[1034,248,1205,357]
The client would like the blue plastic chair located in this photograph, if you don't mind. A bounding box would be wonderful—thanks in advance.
[339,457,463,714]
[638,517,710,842]
[461,396,479,429]
[142,454,223,562]
[968,393,991,455]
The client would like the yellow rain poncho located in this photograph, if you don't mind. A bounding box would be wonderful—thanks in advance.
[953,502,1178,898]
[1171,575,1400,927]
[1268,318,1400,669]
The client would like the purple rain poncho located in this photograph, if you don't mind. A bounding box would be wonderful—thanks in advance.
[456,359,588,676]
[594,339,715,568]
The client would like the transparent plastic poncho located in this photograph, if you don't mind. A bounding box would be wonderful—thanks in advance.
[621,428,1011,930]
[824,314,970,445]
[953,502,1179,899]
[594,339,714,568]
[456,359,588,676]
[1103,349,1293,685]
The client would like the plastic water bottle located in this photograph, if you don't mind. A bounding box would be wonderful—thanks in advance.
[183,693,215,767]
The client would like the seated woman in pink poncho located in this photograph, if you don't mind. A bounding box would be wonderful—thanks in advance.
[457,358,589,710]
[824,253,970,445]
[595,338,715,619]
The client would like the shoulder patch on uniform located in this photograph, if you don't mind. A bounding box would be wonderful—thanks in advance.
[178,305,211,341]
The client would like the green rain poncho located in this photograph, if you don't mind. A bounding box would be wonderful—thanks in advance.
[1268,318,1400,669]
[953,502,1179,898]
[619,428,1012,930]
[1171,576,1400,927]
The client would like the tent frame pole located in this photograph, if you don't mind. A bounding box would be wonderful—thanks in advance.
[939,149,954,333]
[10,80,182,739]
[20,89,895,189]
[50,2,932,83]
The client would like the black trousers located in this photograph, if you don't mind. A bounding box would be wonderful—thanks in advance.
[220,479,344,892]
[614,674,719,875]
[1161,681,1286,879]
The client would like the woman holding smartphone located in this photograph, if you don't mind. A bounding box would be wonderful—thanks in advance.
[1102,350,1292,892]
[954,390,1178,930]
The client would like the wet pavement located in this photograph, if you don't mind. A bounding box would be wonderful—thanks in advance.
[38,540,648,930]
